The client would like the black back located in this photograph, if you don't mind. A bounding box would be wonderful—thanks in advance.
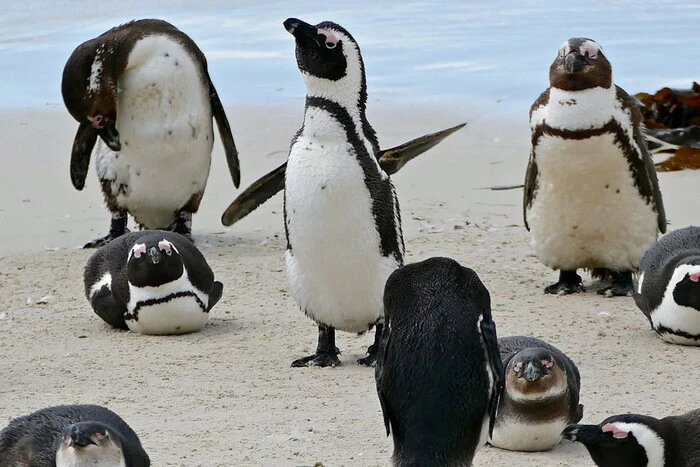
[0,404,149,467]
[635,226,700,317]
[376,257,502,466]
[498,336,582,422]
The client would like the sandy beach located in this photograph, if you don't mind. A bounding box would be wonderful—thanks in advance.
[1,101,699,466]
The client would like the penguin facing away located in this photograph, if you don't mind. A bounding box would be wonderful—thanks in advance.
[490,336,583,452]
[524,37,666,296]
[282,18,405,367]
[634,225,700,345]
[62,19,240,248]
[84,230,223,335]
[376,257,503,466]
[0,404,150,467]
[563,409,700,467]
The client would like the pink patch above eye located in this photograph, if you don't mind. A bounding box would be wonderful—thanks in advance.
[602,424,628,439]
[132,244,146,258]
[88,115,104,129]
[543,360,554,369]
[158,240,172,254]
[689,271,700,282]
[318,28,338,46]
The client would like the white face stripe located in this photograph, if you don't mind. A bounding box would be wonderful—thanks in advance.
[507,380,567,403]
[611,422,665,467]
[651,264,700,342]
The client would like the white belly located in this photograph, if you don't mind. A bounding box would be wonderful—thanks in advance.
[126,273,209,335]
[284,115,399,333]
[527,133,657,271]
[490,418,566,451]
[95,35,213,228]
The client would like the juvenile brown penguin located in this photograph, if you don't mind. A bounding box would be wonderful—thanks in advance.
[62,19,240,247]
[525,38,666,296]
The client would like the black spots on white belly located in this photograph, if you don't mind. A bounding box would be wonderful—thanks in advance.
[164,53,170,58]
[190,124,200,140]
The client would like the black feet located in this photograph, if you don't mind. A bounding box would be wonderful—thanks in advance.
[357,323,383,367]
[544,270,585,295]
[597,271,634,297]
[292,324,340,368]
[84,211,128,248]
[172,211,194,242]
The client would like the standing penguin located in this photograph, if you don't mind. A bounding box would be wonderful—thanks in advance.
[282,18,404,367]
[490,336,583,451]
[62,19,240,247]
[0,404,150,467]
[524,37,666,296]
[375,257,503,466]
[84,230,223,335]
[563,408,700,466]
[634,225,700,345]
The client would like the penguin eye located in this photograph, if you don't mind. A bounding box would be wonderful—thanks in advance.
[325,41,337,49]
[158,240,173,255]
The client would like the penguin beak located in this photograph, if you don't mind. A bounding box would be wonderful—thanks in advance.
[564,51,586,73]
[522,361,546,382]
[284,18,322,47]
[148,246,162,264]
[98,123,121,152]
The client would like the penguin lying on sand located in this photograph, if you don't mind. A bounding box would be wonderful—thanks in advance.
[490,335,583,452]
[524,37,666,296]
[376,257,502,466]
[84,230,223,335]
[634,225,700,345]
[62,19,240,248]
[279,18,463,367]
[563,408,700,466]
[0,404,150,467]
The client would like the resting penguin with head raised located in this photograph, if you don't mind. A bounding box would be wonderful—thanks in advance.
[634,225,700,345]
[62,19,240,248]
[525,37,666,296]
[282,17,407,368]
[84,230,223,335]
[375,257,503,466]
[0,404,150,467]
[490,335,583,452]
[563,408,700,467]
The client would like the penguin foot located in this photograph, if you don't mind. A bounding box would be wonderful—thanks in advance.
[357,344,378,367]
[544,271,585,295]
[597,272,634,297]
[172,211,194,242]
[83,229,129,249]
[291,350,341,368]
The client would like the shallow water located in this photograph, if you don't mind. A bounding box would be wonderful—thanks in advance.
[0,0,697,114]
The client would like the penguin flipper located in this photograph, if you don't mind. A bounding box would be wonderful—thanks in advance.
[90,285,128,330]
[207,281,224,311]
[522,154,538,231]
[375,322,394,437]
[70,122,98,190]
[480,317,503,438]
[575,404,584,423]
[376,122,466,174]
[619,87,667,233]
[209,76,240,188]
[221,161,287,226]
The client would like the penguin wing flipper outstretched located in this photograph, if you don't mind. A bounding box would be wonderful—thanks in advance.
[209,76,240,188]
[619,87,667,234]
[480,317,503,437]
[207,281,224,311]
[70,122,98,190]
[523,89,549,231]
[221,161,287,226]
[90,285,128,330]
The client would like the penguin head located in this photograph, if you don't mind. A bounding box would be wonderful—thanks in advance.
[549,38,612,91]
[62,39,121,151]
[562,415,665,467]
[284,18,366,107]
[56,422,125,466]
[671,262,700,310]
[127,235,184,287]
[505,348,567,402]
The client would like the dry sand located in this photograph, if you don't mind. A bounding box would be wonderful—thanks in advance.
[1,104,699,466]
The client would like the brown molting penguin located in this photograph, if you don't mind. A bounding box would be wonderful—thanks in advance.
[62,19,240,247]
[524,37,666,296]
